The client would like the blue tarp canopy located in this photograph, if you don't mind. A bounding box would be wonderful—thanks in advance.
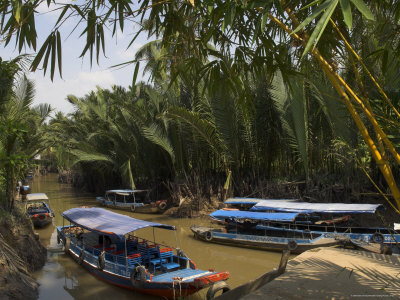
[210,210,299,222]
[250,200,385,214]
[225,197,299,205]
[62,207,175,237]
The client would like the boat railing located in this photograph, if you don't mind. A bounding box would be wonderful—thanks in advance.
[70,241,138,276]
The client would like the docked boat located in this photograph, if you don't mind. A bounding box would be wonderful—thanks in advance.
[25,193,54,227]
[191,210,341,254]
[247,201,400,254]
[57,207,230,299]
[96,189,168,213]
[20,184,31,195]
[223,197,299,211]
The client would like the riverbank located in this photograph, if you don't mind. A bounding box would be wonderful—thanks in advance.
[219,247,400,299]
[0,208,47,300]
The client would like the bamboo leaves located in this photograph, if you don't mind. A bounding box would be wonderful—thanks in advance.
[293,0,374,58]
[31,31,63,80]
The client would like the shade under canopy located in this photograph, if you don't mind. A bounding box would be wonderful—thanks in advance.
[250,200,385,214]
[224,197,299,205]
[26,193,48,201]
[62,207,175,237]
[210,210,299,222]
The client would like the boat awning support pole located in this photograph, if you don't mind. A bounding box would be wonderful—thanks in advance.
[125,237,128,272]
[174,230,178,250]
[153,227,156,245]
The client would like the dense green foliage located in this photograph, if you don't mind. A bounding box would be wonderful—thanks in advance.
[0,57,51,210]
[2,1,400,208]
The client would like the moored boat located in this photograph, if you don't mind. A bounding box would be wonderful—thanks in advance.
[57,207,230,299]
[223,201,400,254]
[96,189,168,213]
[191,210,341,254]
[25,193,54,227]
[223,197,299,211]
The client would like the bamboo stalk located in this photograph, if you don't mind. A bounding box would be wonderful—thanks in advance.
[267,13,400,210]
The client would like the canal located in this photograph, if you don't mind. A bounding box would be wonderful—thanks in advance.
[31,174,282,299]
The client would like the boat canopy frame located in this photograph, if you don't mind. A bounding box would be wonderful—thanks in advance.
[62,207,175,239]
[26,193,49,201]
[210,210,300,222]
[250,201,385,214]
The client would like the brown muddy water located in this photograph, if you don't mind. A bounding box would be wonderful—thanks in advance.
[31,174,282,300]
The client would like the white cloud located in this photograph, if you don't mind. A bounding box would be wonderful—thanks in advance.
[116,42,143,60]
[30,69,117,114]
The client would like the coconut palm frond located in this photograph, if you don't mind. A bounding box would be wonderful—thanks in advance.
[141,123,175,163]
[166,106,224,158]
[288,79,309,177]
[70,149,113,165]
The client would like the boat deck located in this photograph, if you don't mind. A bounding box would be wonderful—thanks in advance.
[151,269,212,282]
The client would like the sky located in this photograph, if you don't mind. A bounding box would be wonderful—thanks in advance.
[0,2,149,114]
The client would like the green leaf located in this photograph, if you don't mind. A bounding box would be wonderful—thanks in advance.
[14,0,21,23]
[56,31,62,77]
[292,0,333,35]
[50,34,56,80]
[350,0,374,20]
[132,61,140,86]
[261,13,268,33]
[339,0,352,29]
[301,0,339,59]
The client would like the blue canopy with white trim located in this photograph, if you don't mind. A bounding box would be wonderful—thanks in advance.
[62,207,175,237]
[250,200,385,214]
[210,210,299,222]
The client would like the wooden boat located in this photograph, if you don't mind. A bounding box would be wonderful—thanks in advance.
[25,193,54,227]
[242,201,400,254]
[96,189,168,213]
[223,197,299,211]
[191,210,340,254]
[191,226,340,254]
[57,207,230,299]
[255,224,400,254]
[20,185,31,195]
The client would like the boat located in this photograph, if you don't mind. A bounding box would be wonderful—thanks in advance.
[191,210,341,254]
[96,189,168,213]
[57,207,230,299]
[25,193,54,227]
[223,197,299,211]
[20,184,31,195]
[247,200,400,254]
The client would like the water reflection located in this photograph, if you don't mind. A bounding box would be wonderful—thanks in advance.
[32,174,282,299]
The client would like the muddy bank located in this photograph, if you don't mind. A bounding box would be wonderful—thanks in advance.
[0,208,47,300]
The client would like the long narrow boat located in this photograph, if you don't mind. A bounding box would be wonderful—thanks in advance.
[96,189,168,213]
[249,200,385,214]
[223,197,299,211]
[191,210,340,254]
[25,193,54,227]
[218,201,400,254]
[57,207,229,299]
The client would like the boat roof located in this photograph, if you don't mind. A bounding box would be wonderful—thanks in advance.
[210,210,299,222]
[250,200,385,214]
[62,207,175,238]
[225,197,299,205]
[26,193,48,201]
[106,189,148,194]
